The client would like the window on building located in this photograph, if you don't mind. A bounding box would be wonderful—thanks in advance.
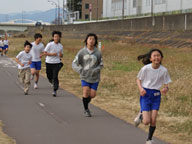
[146,0,150,6]
[85,14,89,19]
[85,3,89,9]
[133,0,136,8]
[155,0,166,5]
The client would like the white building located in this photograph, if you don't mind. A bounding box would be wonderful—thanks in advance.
[103,0,192,18]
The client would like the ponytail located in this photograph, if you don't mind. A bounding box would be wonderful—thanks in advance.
[137,49,164,65]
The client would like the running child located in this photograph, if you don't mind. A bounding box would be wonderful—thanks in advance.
[44,31,63,97]
[15,41,32,95]
[72,33,103,117]
[0,37,4,56]
[30,33,45,89]
[134,49,172,144]
[3,35,10,56]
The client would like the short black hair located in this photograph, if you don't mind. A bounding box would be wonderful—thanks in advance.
[84,33,98,46]
[24,40,32,48]
[34,33,42,40]
[52,31,62,38]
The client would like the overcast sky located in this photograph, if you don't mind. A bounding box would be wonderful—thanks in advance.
[0,0,65,14]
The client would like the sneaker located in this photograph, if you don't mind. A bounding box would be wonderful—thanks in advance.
[34,83,38,89]
[24,91,28,95]
[84,109,92,117]
[134,112,143,127]
[52,91,56,97]
[146,140,154,144]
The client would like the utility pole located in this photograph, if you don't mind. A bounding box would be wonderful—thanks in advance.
[48,0,59,24]
[97,0,99,21]
[180,0,183,12]
[151,0,153,16]
[151,0,155,26]
[63,0,65,24]
[122,0,125,19]
[57,0,60,25]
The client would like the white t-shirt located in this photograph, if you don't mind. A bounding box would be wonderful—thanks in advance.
[16,51,32,69]
[3,40,9,45]
[44,41,63,64]
[137,64,172,90]
[0,40,4,47]
[30,42,44,62]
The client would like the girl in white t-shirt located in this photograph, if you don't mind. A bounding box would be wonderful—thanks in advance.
[134,49,172,144]
[44,31,63,97]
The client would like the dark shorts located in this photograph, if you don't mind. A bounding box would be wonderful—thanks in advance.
[30,61,41,70]
[81,80,99,91]
[3,45,8,49]
[140,88,161,112]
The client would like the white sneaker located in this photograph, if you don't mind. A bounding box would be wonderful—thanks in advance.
[134,112,142,127]
[34,83,38,89]
[84,109,92,117]
[146,140,155,144]
[52,91,57,97]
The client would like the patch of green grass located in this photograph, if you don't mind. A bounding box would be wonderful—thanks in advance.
[170,120,192,136]
[111,61,141,72]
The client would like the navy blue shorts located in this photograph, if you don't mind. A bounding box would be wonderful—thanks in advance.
[3,45,8,49]
[30,61,41,70]
[140,88,161,112]
[81,80,99,91]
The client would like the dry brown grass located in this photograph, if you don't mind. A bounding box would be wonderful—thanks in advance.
[5,36,192,144]
[0,121,16,144]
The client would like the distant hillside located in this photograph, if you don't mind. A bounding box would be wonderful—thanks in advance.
[0,9,67,23]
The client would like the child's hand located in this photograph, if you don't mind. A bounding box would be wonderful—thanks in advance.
[59,52,63,57]
[20,63,24,67]
[28,61,32,65]
[161,87,168,95]
[44,52,48,56]
[40,54,43,58]
[140,88,146,96]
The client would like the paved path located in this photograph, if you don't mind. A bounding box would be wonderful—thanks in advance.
[0,56,168,144]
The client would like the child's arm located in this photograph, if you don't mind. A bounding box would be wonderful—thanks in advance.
[44,51,57,56]
[44,44,57,56]
[28,61,32,65]
[161,84,169,95]
[15,58,24,67]
[59,51,63,58]
[72,54,82,74]
[137,78,146,96]
[40,53,44,58]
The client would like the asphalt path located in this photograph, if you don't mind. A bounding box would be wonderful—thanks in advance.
[0,56,168,144]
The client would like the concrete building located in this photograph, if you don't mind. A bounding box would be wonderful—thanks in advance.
[82,0,103,20]
[103,0,192,18]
